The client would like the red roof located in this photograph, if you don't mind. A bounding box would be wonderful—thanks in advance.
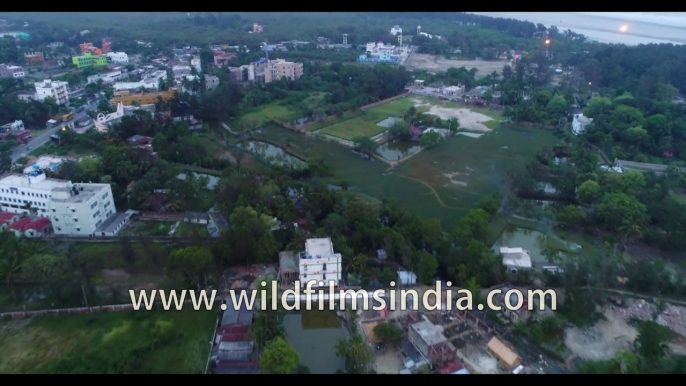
[439,360,464,374]
[0,212,16,224]
[26,217,51,231]
[7,217,31,231]
[7,217,51,232]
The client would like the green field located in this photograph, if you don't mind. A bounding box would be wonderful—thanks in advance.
[251,119,561,229]
[393,123,561,215]
[230,92,328,129]
[0,309,217,373]
[317,97,419,140]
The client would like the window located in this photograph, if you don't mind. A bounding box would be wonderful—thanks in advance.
[76,228,80,232]
[74,218,78,222]
[304,274,307,279]
[57,227,61,231]
[323,274,326,280]
[71,209,75,213]
[322,263,327,271]
[52,209,56,212]
[304,265,308,271]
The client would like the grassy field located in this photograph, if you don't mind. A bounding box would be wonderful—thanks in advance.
[230,92,328,129]
[0,309,217,373]
[392,123,561,217]
[317,97,420,140]
[175,221,209,238]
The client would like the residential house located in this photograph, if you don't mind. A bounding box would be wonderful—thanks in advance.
[390,25,403,36]
[486,337,522,371]
[398,271,417,285]
[68,86,85,100]
[205,75,220,91]
[110,88,178,106]
[16,91,36,101]
[299,238,343,287]
[24,51,44,64]
[184,212,209,225]
[172,65,192,80]
[1,120,24,132]
[214,51,236,67]
[6,216,52,238]
[441,85,464,98]
[72,53,108,69]
[500,247,533,273]
[87,70,123,84]
[408,321,453,365]
[572,113,592,135]
[252,23,263,33]
[94,102,125,132]
[94,210,138,237]
[124,135,153,147]
[0,64,25,78]
[105,52,129,64]
[0,212,21,231]
[217,297,254,341]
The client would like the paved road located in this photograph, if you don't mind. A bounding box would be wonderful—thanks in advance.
[11,101,99,162]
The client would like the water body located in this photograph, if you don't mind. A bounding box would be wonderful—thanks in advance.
[376,140,421,161]
[469,12,686,45]
[282,310,348,374]
[176,172,219,190]
[239,140,306,169]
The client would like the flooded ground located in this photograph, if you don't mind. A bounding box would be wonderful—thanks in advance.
[239,140,306,169]
[376,140,421,161]
[282,310,348,374]
[492,227,564,266]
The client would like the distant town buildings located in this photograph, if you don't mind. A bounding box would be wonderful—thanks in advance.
[0,64,25,78]
[105,52,129,64]
[190,56,201,73]
[214,51,236,67]
[112,70,166,91]
[390,25,402,36]
[87,70,124,84]
[79,42,110,55]
[172,65,192,80]
[94,102,125,132]
[358,41,407,63]
[500,247,533,274]
[72,53,108,69]
[252,23,263,33]
[35,79,69,105]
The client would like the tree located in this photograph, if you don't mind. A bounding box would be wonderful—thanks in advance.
[352,136,378,156]
[635,320,672,365]
[251,278,285,349]
[420,131,440,148]
[555,205,585,228]
[576,180,601,205]
[166,246,214,288]
[222,206,281,265]
[417,253,438,285]
[335,333,373,374]
[373,322,403,347]
[596,192,648,230]
[260,337,300,374]
[21,254,71,299]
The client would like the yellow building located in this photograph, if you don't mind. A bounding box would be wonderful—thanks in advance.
[110,88,178,106]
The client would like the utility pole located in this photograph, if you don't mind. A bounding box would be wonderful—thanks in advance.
[82,284,89,307]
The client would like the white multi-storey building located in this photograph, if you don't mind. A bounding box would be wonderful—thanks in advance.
[0,173,67,217]
[0,64,25,78]
[572,113,593,135]
[0,172,116,236]
[299,238,342,287]
[49,182,115,236]
[35,79,69,105]
[87,70,123,84]
[106,52,129,64]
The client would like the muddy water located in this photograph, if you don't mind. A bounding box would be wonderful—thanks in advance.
[282,310,348,374]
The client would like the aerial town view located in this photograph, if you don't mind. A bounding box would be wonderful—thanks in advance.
[1,11,686,375]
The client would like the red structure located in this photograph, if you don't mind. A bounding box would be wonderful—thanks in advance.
[102,42,111,54]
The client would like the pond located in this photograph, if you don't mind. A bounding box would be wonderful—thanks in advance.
[282,310,348,374]
[376,140,421,161]
[176,172,219,190]
[492,227,569,266]
[239,140,306,169]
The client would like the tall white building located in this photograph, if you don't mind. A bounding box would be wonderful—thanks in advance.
[35,79,69,105]
[191,57,201,73]
[299,238,342,287]
[390,25,402,36]
[0,172,116,236]
[106,52,129,64]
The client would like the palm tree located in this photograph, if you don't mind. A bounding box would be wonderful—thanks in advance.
[618,220,642,250]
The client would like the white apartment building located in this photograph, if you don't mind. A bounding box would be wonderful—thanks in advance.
[264,59,303,84]
[0,172,116,236]
[0,64,25,78]
[0,173,66,217]
[173,65,192,80]
[390,25,402,36]
[35,79,69,105]
[106,52,129,64]
[299,238,342,287]
[49,182,115,236]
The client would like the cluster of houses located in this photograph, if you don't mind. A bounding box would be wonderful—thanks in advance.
[211,296,258,374]
[410,80,502,103]
[358,41,410,64]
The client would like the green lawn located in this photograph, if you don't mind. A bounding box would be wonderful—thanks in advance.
[121,221,174,237]
[0,309,218,373]
[318,97,418,140]
[393,123,561,217]
[230,92,328,130]
[175,221,209,238]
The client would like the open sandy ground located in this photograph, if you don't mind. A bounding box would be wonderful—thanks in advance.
[412,98,494,132]
[564,307,638,361]
[405,54,506,77]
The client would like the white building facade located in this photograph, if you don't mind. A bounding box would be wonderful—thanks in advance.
[106,52,129,64]
[87,70,123,84]
[299,238,342,287]
[390,25,402,36]
[35,79,69,105]
[49,182,116,236]
[0,173,116,236]
[0,64,25,78]
[572,113,593,135]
